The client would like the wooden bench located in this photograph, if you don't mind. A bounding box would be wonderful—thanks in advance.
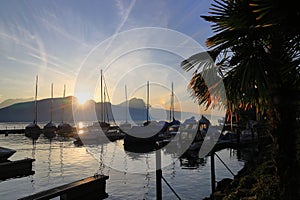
[18,174,109,200]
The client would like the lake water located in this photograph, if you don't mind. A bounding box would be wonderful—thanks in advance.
[0,122,244,199]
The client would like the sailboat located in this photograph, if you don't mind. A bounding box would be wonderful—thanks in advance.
[123,81,162,151]
[119,85,131,132]
[57,85,74,137]
[25,75,41,140]
[164,82,181,137]
[43,83,57,139]
[81,69,123,143]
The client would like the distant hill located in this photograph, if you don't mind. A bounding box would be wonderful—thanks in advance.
[0,98,34,109]
[0,96,75,123]
[0,96,201,123]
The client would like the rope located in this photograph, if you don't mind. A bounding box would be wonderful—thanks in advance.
[215,152,235,176]
[102,75,117,126]
[161,175,181,200]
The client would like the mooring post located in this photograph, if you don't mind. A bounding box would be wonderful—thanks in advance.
[210,152,216,199]
[156,145,162,200]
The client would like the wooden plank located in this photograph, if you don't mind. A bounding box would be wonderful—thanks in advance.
[0,129,25,134]
[0,158,35,180]
[18,174,109,200]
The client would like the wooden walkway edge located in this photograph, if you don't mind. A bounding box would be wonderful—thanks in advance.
[18,174,109,200]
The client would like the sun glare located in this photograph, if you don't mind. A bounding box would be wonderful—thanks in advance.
[76,93,91,105]
[78,122,84,129]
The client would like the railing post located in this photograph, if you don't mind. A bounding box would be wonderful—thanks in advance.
[210,152,216,199]
[156,146,162,200]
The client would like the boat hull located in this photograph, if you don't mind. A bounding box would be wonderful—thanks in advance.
[25,124,41,140]
[0,147,16,162]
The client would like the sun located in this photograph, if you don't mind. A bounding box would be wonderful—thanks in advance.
[76,92,92,105]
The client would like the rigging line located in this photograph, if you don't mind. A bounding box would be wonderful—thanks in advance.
[161,175,181,200]
[104,89,109,123]
[170,82,174,122]
[215,152,235,176]
[125,85,128,123]
[102,74,117,125]
[100,69,104,123]
[34,75,38,124]
[146,81,149,123]
[50,83,53,122]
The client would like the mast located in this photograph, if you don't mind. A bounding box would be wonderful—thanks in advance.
[61,84,66,123]
[34,75,38,124]
[170,82,174,122]
[146,81,149,123]
[125,85,128,123]
[104,87,108,123]
[50,83,53,122]
[100,69,104,123]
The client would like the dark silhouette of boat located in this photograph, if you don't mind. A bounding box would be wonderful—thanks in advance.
[0,147,16,162]
[25,75,41,140]
[57,85,74,137]
[119,85,132,132]
[43,83,57,139]
[77,70,124,145]
[124,81,163,152]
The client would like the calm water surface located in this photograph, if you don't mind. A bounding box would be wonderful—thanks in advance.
[0,123,244,199]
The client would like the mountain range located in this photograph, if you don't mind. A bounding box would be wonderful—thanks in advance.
[0,98,34,109]
[0,96,199,123]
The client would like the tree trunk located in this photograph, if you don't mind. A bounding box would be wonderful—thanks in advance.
[274,88,300,199]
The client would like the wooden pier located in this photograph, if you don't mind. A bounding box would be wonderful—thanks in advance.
[18,174,109,200]
[0,129,25,135]
[0,158,35,180]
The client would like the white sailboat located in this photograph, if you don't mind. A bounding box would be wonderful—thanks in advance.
[25,75,41,140]
[43,83,57,139]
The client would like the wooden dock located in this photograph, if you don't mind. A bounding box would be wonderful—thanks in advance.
[0,129,25,135]
[0,158,35,180]
[18,174,109,200]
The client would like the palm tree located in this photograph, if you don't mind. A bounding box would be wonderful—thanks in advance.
[181,0,300,198]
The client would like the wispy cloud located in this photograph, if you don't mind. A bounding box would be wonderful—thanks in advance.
[38,16,91,49]
[114,0,137,33]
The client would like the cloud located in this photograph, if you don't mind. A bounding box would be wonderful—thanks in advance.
[114,0,136,33]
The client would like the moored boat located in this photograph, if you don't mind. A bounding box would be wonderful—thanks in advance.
[25,122,41,140]
[57,85,74,138]
[25,75,41,140]
[123,81,163,152]
[0,147,16,162]
[43,83,57,139]
[57,122,74,137]
[119,85,132,133]
[81,70,124,143]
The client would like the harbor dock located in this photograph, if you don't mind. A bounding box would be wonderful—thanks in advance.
[18,174,109,200]
[0,158,35,180]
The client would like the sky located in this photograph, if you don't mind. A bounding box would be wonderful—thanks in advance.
[0,0,217,115]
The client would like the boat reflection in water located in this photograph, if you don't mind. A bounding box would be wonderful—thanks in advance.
[179,149,207,169]
[0,128,247,199]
